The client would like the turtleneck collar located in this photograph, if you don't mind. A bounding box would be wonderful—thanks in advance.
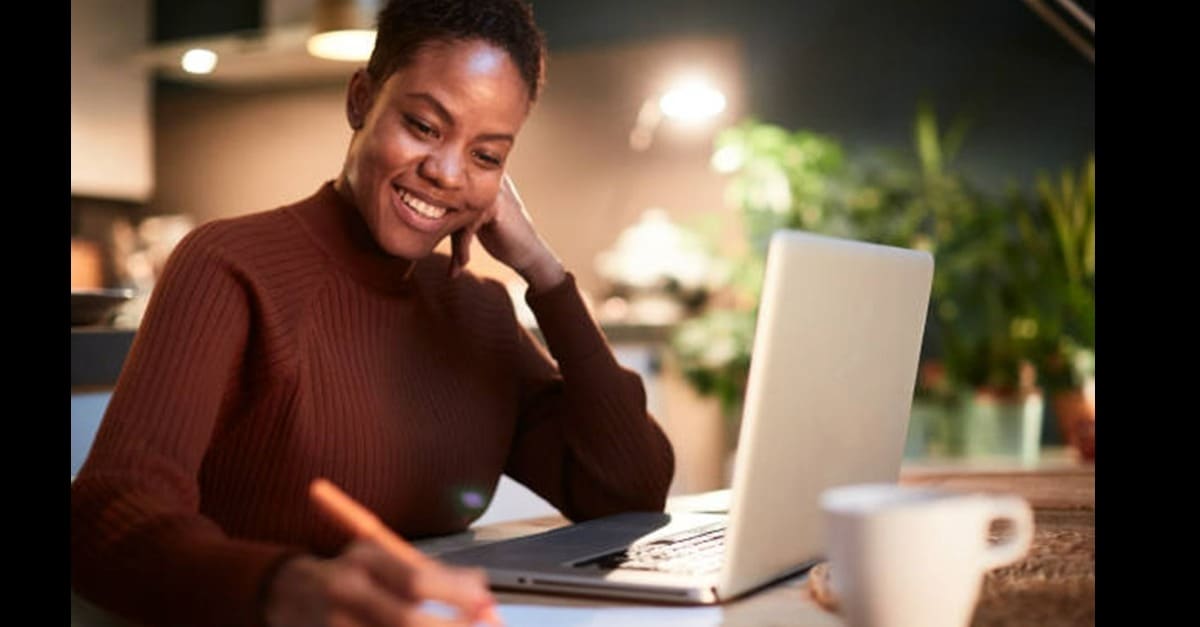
[288,180,418,293]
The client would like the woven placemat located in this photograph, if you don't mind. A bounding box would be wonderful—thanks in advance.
[807,561,839,612]
[804,511,1094,626]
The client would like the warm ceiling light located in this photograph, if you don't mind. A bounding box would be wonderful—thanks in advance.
[306,0,378,62]
[180,48,217,74]
[658,77,727,122]
[629,72,728,151]
[306,30,376,61]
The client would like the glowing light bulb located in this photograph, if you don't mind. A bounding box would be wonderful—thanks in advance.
[180,48,217,74]
[659,78,726,122]
[306,30,376,62]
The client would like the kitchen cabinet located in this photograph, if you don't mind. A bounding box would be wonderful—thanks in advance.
[70,328,135,476]
[71,0,152,201]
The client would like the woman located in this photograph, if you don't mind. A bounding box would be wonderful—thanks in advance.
[69,1,676,625]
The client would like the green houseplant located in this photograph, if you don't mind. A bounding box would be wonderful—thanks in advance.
[873,107,1095,463]
[668,118,937,447]
[1028,156,1095,459]
[669,120,853,443]
[894,103,1062,463]
[671,108,1093,465]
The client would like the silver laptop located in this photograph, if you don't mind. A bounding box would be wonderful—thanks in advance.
[438,229,934,603]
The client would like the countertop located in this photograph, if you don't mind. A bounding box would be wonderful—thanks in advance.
[70,327,135,389]
[70,322,672,390]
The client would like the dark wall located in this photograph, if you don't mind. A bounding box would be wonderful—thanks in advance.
[528,0,1095,192]
[152,0,1095,191]
[152,0,260,42]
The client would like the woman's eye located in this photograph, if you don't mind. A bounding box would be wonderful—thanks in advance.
[406,115,438,138]
[473,151,502,167]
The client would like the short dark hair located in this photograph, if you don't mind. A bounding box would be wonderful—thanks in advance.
[367,0,547,104]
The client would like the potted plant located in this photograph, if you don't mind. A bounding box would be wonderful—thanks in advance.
[671,109,1093,468]
[669,119,852,451]
[1028,156,1095,460]
[898,103,1062,464]
[669,118,942,455]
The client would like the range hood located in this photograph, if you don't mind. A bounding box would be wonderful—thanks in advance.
[138,0,371,86]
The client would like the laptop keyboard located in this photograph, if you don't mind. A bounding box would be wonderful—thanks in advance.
[572,522,727,575]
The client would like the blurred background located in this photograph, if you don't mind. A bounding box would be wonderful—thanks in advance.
[71,0,1094,508]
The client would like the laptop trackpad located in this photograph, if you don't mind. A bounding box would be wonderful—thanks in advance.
[439,511,727,570]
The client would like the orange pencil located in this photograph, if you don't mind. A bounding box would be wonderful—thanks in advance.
[309,477,504,626]
[310,477,433,567]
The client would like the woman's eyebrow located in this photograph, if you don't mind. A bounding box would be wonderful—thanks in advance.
[405,92,454,124]
[405,91,514,144]
[476,131,514,144]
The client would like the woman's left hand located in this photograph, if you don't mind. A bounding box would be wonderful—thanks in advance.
[450,174,565,292]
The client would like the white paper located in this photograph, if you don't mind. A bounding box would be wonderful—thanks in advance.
[419,600,724,626]
[496,603,725,626]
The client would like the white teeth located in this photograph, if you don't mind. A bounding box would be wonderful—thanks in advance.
[400,189,448,219]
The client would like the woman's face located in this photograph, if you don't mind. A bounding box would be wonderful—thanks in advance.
[340,38,529,259]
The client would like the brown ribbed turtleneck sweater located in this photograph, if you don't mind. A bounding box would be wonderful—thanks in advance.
[70,182,675,627]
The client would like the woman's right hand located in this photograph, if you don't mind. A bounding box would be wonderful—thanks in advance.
[264,539,499,627]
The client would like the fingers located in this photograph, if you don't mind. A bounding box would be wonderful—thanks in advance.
[500,173,521,205]
[309,479,499,624]
[325,564,409,627]
[407,564,496,622]
[326,600,479,627]
[450,205,497,279]
[449,228,472,278]
[326,559,478,627]
[404,605,479,627]
[347,540,498,625]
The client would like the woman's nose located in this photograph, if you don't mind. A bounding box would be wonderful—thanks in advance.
[418,147,465,190]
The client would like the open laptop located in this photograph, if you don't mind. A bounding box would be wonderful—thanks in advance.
[438,229,934,604]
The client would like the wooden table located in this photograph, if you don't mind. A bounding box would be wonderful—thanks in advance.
[414,464,1096,626]
[72,464,1094,626]
[899,465,1095,627]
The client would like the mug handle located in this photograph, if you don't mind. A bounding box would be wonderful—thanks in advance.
[979,495,1034,571]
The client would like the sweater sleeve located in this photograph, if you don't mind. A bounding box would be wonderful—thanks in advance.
[70,227,301,627]
[502,273,675,522]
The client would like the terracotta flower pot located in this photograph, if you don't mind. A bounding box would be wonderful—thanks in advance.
[961,388,1045,467]
[1052,378,1095,461]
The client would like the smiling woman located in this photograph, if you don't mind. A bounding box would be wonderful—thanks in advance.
[69,2,675,626]
[338,39,529,263]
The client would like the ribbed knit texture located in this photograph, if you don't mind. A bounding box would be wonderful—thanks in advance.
[70,181,676,627]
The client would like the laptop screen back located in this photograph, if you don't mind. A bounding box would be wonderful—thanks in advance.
[717,230,934,595]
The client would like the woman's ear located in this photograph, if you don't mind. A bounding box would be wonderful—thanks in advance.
[346,69,374,131]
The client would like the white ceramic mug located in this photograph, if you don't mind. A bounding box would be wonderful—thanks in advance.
[819,483,1034,627]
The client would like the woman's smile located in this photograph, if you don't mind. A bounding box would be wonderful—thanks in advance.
[338,38,529,259]
[391,183,455,233]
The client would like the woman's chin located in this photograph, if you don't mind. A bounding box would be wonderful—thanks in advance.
[381,232,452,261]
